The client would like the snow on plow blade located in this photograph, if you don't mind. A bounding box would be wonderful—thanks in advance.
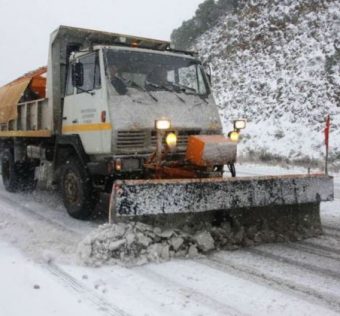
[110,174,333,217]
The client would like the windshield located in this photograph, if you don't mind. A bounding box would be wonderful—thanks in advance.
[104,48,209,96]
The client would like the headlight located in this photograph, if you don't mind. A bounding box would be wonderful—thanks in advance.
[166,132,177,149]
[234,119,246,130]
[155,119,171,130]
[229,131,240,142]
[114,158,122,171]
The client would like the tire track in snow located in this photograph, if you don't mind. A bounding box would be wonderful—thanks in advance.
[0,190,80,235]
[292,241,340,258]
[323,225,340,234]
[324,231,340,239]
[278,242,340,261]
[0,189,94,237]
[0,190,129,315]
[134,266,246,316]
[44,263,130,316]
[299,235,340,256]
[246,248,340,282]
[301,241,340,256]
[200,255,340,313]
[300,240,340,256]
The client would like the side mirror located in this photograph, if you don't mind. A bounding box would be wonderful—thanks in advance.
[72,62,84,87]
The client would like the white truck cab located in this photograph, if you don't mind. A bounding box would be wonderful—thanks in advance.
[63,44,222,161]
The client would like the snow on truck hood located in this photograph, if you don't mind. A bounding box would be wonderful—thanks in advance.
[107,89,222,131]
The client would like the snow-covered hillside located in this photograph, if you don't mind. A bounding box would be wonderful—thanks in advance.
[195,0,340,167]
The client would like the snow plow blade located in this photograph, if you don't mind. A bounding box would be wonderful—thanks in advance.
[109,174,333,242]
[110,174,333,217]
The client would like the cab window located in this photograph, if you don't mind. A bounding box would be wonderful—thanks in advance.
[77,53,101,94]
[65,52,101,96]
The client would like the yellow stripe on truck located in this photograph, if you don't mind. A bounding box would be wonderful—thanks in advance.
[62,123,112,133]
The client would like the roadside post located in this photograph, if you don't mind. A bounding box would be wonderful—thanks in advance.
[324,114,330,175]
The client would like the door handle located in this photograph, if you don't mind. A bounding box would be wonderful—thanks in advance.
[72,119,78,124]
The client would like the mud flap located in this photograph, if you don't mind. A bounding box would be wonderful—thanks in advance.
[109,174,333,219]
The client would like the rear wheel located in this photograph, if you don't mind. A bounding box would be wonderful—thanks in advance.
[2,150,19,192]
[59,158,96,219]
[2,150,36,192]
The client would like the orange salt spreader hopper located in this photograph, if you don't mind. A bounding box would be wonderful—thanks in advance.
[186,135,237,167]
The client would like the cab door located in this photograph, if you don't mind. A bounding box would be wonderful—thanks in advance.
[62,51,111,154]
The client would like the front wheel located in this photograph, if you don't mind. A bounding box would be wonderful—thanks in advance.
[59,158,96,219]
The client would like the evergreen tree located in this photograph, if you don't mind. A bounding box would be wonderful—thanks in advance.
[171,0,240,50]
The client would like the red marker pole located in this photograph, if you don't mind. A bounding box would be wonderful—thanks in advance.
[324,115,330,175]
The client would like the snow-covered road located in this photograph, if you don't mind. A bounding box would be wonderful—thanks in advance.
[0,164,339,316]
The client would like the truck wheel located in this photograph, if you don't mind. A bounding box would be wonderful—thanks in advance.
[2,150,36,192]
[60,158,96,219]
[18,162,36,191]
[2,150,19,192]
[227,163,236,177]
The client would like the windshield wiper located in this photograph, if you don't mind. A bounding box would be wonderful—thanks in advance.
[168,82,196,95]
[146,81,185,103]
[130,80,158,102]
[168,82,209,104]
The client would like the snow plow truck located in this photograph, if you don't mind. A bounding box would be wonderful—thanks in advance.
[0,26,334,237]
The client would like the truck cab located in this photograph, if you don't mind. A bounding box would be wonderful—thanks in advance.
[62,44,224,181]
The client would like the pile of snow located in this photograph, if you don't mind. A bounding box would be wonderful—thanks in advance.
[77,213,320,266]
[195,0,340,165]
[78,222,211,266]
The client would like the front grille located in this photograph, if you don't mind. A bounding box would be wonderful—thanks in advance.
[116,129,201,153]
[116,130,147,150]
[151,129,201,152]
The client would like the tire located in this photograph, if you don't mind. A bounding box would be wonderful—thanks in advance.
[59,158,96,219]
[2,150,19,192]
[1,150,36,192]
